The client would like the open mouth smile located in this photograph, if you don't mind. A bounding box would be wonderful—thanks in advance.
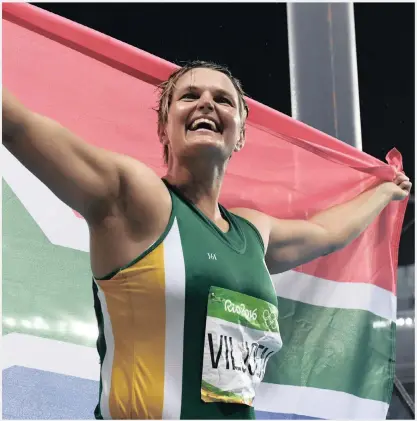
[187,118,221,133]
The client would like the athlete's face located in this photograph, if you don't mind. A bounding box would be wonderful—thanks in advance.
[161,68,245,164]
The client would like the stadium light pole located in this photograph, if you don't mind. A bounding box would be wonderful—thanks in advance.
[287,2,362,150]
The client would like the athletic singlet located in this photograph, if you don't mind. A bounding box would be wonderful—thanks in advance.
[92,179,278,420]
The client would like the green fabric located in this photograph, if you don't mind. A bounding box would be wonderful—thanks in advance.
[3,181,93,346]
[263,297,396,403]
[165,181,277,419]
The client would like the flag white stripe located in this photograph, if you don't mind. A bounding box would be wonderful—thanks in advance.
[162,219,186,419]
[2,146,89,252]
[2,333,98,379]
[93,279,115,420]
[271,270,396,322]
[255,383,389,420]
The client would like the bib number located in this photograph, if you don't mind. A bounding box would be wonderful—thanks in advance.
[201,286,282,406]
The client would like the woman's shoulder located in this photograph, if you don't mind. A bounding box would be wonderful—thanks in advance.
[229,207,270,252]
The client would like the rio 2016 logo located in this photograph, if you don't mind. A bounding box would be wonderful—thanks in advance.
[224,299,258,322]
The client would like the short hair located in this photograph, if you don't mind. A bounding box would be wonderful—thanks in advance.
[155,60,249,165]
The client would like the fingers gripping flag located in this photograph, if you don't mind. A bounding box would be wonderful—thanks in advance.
[3,4,408,419]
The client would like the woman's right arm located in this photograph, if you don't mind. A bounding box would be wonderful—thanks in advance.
[2,89,169,225]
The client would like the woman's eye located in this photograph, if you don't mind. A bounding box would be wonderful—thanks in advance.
[216,97,233,105]
[181,93,198,100]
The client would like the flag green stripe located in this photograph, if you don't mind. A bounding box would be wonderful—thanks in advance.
[263,297,395,403]
[3,181,93,346]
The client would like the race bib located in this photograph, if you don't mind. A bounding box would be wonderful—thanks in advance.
[201,286,282,406]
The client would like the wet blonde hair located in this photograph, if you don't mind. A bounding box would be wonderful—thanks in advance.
[155,60,249,165]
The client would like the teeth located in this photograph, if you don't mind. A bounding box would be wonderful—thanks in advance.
[190,118,217,131]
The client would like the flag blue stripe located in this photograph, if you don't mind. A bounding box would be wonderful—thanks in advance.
[3,366,97,419]
[255,410,322,420]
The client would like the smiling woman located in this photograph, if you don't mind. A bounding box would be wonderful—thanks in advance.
[3,4,411,420]
[2,55,283,418]
[155,61,249,166]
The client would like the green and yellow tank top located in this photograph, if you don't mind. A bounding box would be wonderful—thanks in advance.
[92,179,278,419]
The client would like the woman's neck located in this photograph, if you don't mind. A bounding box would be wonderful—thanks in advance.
[164,157,227,221]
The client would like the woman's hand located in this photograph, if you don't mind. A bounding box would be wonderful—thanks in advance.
[378,170,412,201]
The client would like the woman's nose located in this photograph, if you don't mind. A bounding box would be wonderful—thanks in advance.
[197,92,214,111]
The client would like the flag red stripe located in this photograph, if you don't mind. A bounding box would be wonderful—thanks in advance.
[3,4,407,295]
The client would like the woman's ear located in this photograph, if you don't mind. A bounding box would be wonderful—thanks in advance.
[234,133,245,152]
[159,127,168,145]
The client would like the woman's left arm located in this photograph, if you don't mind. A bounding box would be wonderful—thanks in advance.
[236,171,412,274]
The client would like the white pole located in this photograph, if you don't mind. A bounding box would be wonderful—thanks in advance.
[287,2,362,150]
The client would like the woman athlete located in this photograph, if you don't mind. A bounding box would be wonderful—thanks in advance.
[3,61,411,420]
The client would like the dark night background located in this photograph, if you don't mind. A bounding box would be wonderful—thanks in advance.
[34,3,415,266]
